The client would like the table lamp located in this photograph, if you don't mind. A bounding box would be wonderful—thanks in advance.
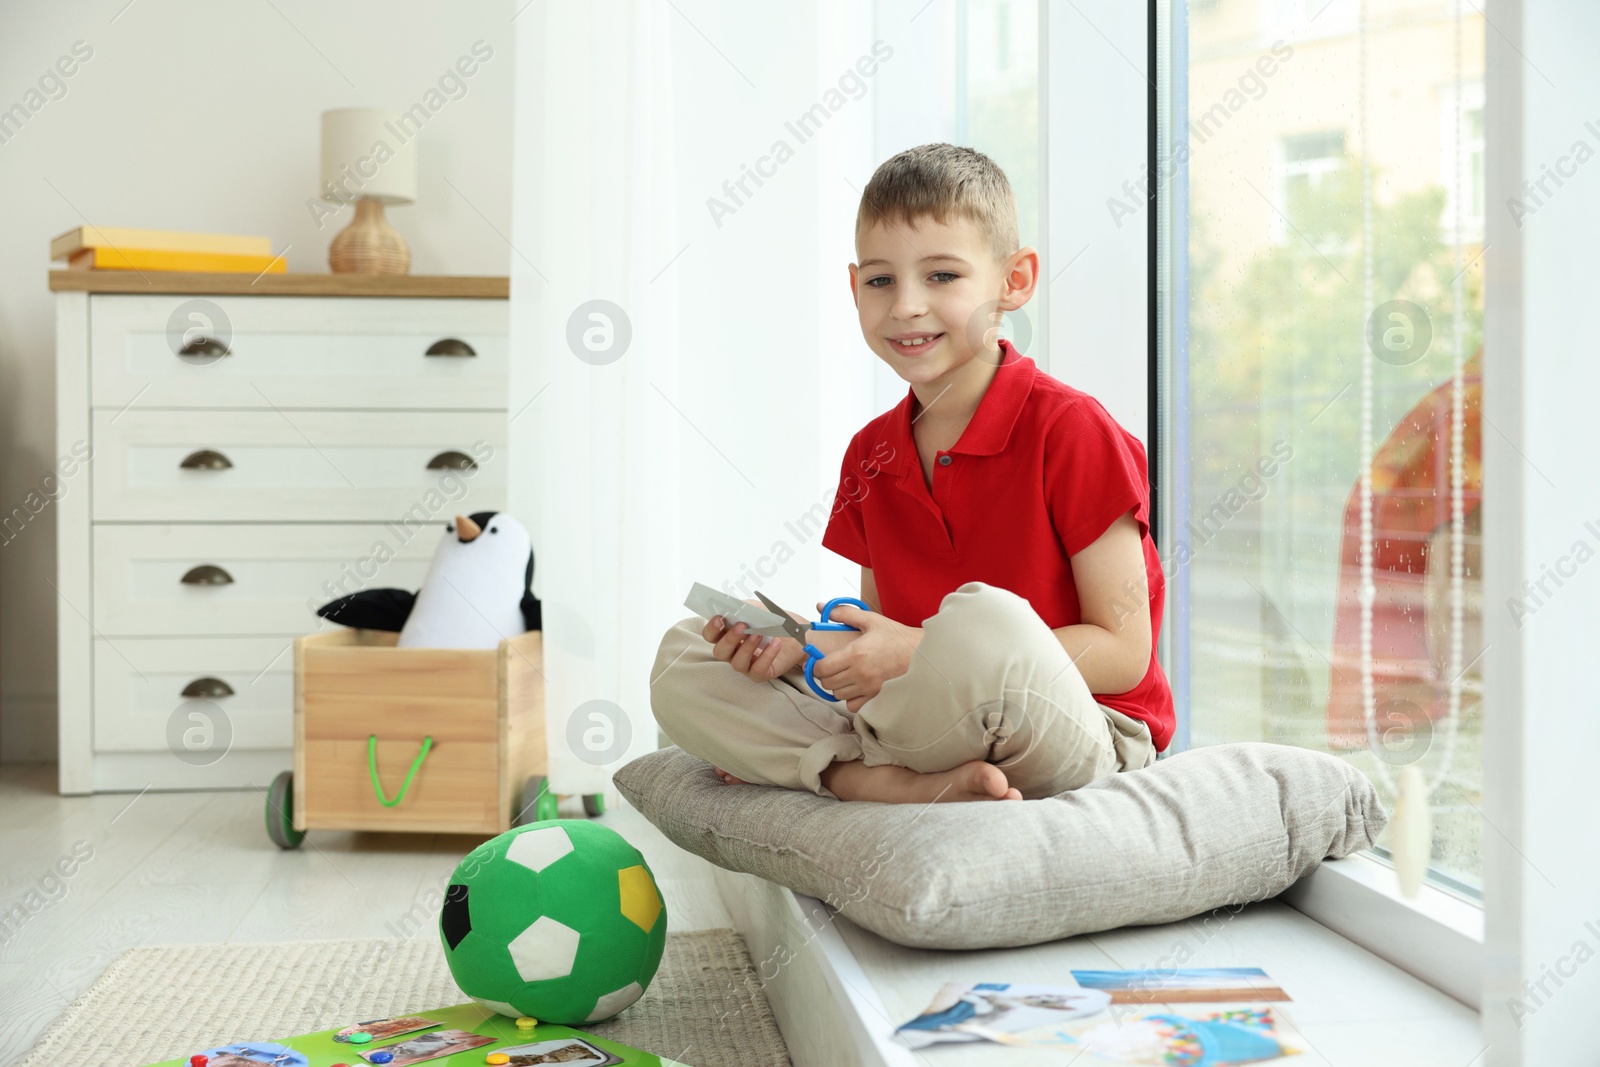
[320,108,417,274]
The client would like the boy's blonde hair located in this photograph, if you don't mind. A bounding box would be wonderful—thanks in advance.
[855,143,1019,265]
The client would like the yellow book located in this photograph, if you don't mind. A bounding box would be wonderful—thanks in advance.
[66,246,288,274]
[50,225,272,260]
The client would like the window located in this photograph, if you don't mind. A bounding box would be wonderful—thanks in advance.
[1439,81,1485,243]
[1278,129,1345,241]
[1261,0,1359,40]
[1163,0,1487,893]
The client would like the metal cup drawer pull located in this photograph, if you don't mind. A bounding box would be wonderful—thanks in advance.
[179,449,233,470]
[425,338,476,357]
[181,676,235,699]
[180,564,234,586]
[426,450,477,472]
[176,337,231,359]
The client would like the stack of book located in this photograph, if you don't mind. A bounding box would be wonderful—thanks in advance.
[51,226,287,274]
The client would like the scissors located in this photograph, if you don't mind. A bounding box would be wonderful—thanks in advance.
[753,590,874,702]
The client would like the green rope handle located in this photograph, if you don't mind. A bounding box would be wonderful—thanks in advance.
[368,734,433,808]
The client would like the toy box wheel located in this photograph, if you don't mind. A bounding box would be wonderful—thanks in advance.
[516,775,560,826]
[266,770,306,850]
[514,778,606,824]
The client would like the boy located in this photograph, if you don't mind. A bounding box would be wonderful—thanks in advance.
[650,143,1173,804]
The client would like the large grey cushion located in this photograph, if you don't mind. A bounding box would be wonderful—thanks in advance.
[613,743,1387,950]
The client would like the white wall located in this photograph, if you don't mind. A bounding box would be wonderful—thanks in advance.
[0,0,517,760]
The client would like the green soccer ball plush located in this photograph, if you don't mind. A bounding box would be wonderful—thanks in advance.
[438,820,667,1024]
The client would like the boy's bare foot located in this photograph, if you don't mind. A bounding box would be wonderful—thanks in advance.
[819,757,1023,804]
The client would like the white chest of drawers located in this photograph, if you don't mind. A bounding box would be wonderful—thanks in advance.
[51,272,512,794]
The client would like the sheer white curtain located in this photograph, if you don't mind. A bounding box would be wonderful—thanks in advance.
[509,2,681,799]
[510,2,879,800]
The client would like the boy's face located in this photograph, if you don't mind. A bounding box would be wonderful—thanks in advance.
[849,213,1036,387]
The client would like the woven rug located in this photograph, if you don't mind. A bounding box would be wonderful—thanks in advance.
[18,930,789,1067]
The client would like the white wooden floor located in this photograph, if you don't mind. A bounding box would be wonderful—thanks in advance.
[0,764,732,1066]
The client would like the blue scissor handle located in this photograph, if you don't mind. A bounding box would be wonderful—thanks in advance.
[802,596,873,701]
[813,596,872,630]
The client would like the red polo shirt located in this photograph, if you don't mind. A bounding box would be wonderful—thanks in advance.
[821,338,1175,751]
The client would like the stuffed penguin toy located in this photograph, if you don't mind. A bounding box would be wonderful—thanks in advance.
[316,511,541,649]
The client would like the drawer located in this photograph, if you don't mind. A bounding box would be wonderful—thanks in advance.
[93,635,295,755]
[92,409,505,521]
[90,294,508,410]
[93,523,440,637]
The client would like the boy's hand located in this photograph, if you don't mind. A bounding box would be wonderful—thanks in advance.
[702,603,809,683]
[810,602,923,713]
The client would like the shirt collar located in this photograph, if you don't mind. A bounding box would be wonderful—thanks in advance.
[885,337,1036,470]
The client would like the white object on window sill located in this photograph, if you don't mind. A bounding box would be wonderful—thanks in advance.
[1390,764,1434,898]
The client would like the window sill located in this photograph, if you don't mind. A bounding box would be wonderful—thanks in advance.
[1281,851,1484,1009]
[709,855,1481,1067]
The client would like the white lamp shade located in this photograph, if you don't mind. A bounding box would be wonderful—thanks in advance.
[320,108,417,205]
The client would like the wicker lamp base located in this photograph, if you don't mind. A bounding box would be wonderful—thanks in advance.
[329,196,411,275]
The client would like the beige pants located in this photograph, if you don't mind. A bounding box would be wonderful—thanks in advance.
[649,581,1156,800]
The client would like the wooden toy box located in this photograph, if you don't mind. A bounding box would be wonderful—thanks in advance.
[277,628,547,842]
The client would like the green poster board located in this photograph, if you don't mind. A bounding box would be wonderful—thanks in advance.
[141,1002,691,1067]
